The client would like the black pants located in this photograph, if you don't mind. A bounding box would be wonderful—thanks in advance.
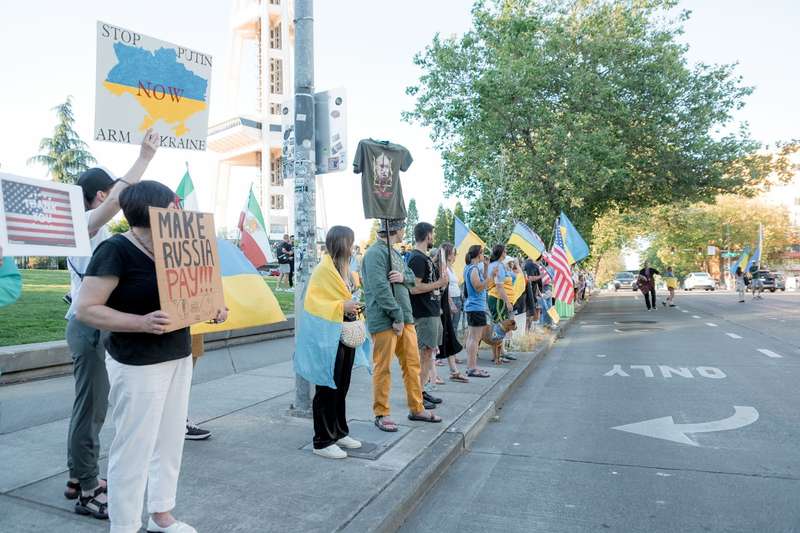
[313,342,355,449]
[289,262,295,287]
[643,288,656,309]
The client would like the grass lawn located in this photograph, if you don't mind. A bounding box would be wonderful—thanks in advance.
[0,269,71,347]
[0,270,295,348]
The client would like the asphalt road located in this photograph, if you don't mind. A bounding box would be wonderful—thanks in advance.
[399,290,800,533]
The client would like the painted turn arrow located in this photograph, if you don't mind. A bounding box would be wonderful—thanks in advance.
[612,406,759,446]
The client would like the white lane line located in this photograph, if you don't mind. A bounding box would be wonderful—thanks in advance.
[757,349,783,359]
[692,315,701,319]
[681,310,689,313]
[596,354,607,358]
[705,322,718,327]
[726,333,743,339]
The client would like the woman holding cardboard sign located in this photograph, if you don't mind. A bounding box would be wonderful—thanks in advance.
[77,181,227,533]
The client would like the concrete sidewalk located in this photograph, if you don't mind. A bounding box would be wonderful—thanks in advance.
[0,306,585,533]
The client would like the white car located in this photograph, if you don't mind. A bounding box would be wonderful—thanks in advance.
[683,272,716,291]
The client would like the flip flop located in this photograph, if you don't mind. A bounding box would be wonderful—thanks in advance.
[449,372,469,383]
[466,368,490,378]
[407,411,442,423]
[374,416,399,433]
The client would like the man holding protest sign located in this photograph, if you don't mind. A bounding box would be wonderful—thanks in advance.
[64,129,159,519]
[77,181,226,533]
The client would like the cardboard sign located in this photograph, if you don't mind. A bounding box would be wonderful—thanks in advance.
[150,208,225,332]
[0,173,91,257]
[95,21,212,151]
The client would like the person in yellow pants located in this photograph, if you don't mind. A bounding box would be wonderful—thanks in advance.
[662,266,678,308]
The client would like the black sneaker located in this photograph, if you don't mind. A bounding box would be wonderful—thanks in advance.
[422,391,443,404]
[185,422,211,440]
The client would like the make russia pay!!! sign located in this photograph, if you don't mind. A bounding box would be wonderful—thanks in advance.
[95,21,212,151]
[150,208,225,332]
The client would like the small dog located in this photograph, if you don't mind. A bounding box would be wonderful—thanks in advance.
[481,318,518,365]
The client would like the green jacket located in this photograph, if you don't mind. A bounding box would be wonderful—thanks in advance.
[362,241,416,334]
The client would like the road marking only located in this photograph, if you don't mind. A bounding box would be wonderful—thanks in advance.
[692,315,701,319]
[681,310,689,313]
[757,349,783,359]
[726,333,743,339]
[706,323,718,327]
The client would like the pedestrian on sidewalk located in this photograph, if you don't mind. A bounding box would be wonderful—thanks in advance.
[276,234,294,291]
[184,335,212,441]
[735,266,746,303]
[487,245,516,362]
[662,266,677,307]
[433,243,469,383]
[408,222,448,408]
[637,262,660,311]
[294,226,372,459]
[64,130,159,518]
[463,245,491,378]
[362,218,441,432]
[76,181,227,533]
[523,257,543,332]
[447,247,464,338]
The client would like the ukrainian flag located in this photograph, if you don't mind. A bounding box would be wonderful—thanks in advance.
[540,294,560,324]
[511,271,527,305]
[559,212,589,265]
[507,222,546,260]
[454,216,485,283]
[730,245,751,276]
[191,239,285,335]
[294,255,372,388]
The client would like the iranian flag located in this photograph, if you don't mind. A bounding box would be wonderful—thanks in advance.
[238,188,275,267]
[176,167,199,211]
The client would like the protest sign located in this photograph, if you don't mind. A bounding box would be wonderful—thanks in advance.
[0,173,91,257]
[95,21,212,151]
[150,208,225,332]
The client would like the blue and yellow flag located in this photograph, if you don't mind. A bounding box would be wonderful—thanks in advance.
[559,212,589,264]
[730,245,751,276]
[511,270,527,305]
[507,222,546,261]
[454,216,485,283]
[294,255,372,388]
[191,239,285,335]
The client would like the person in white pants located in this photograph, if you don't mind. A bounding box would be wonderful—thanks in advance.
[77,181,227,533]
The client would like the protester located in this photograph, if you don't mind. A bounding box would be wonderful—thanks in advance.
[362,218,441,432]
[407,222,447,408]
[637,261,660,311]
[749,264,763,300]
[523,257,544,332]
[463,245,490,378]
[63,130,159,518]
[735,266,746,303]
[662,266,677,307]
[447,248,464,336]
[487,245,516,361]
[432,243,468,383]
[185,336,212,440]
[294,226,370,459]
[76,181,227,533]
[276,234,293,291]
[0,247,22,308]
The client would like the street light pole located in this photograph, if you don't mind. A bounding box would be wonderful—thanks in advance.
[291,0,316,416]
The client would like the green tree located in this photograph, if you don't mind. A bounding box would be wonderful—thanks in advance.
[433,204,455,246]
[28,97,96,184]
[453,202,466,224]
[365,219,382,248]
[107,218,130,234]
[405,0,797,245]
[405,198,419,244]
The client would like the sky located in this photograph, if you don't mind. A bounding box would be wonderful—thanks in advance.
[0,1,798,243]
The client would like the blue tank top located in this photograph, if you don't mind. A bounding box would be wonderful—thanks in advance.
[463,264,488,312]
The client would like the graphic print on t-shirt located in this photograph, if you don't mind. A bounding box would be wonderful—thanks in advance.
[372,152,393,199]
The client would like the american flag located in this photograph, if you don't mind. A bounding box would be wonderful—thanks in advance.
[550,225,574,303]
[540,264,553,286]
[2,179,76,247]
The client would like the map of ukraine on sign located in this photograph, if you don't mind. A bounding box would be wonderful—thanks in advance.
[95,21,212,151]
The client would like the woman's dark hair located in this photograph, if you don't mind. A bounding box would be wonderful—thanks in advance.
[465,244,483,263]
[489,244,505,263]
[736,266,742,276]
[432,242,454,270]
[325,225,355,276]
[119,181,176,228]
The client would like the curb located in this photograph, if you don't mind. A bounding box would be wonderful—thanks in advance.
[339,303,586,533]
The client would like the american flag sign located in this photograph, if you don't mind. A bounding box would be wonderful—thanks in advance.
[550,224,574,304]
[0,174,90,256]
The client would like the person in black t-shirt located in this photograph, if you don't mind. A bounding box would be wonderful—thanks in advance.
[77,181,227,533]
[276,234,294,291]
[523,258,544,332]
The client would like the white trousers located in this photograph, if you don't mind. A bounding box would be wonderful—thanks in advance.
[105,354,192,533]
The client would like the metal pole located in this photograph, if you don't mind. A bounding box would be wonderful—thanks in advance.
[290,0,316,416]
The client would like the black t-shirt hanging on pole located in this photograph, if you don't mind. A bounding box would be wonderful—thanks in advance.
[353,138,413,220]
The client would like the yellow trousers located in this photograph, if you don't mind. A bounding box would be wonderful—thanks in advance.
[371,324,424,416]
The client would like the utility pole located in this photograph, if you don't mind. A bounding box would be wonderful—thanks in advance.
[290,0,316,416]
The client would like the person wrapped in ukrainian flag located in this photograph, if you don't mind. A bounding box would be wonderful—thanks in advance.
[294,226,372,460]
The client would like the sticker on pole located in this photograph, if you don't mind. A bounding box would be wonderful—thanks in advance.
[95,21,212,151]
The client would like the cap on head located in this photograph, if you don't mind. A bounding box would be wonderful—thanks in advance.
[76,167,115,205]
[377,218,406,234]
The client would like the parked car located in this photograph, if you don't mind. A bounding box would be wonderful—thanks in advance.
[683,272,716,291]
[612,271,636,292]
[774,272,786,291]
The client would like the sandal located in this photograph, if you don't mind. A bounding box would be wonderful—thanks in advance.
[65,479,106,500]
[455,357,465,364]
[408,411,442,423]
[466,368,490,378]
[449,372,469,383]
[74,487,108,520]
[434,376,445,385]
[374,416,399,433]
